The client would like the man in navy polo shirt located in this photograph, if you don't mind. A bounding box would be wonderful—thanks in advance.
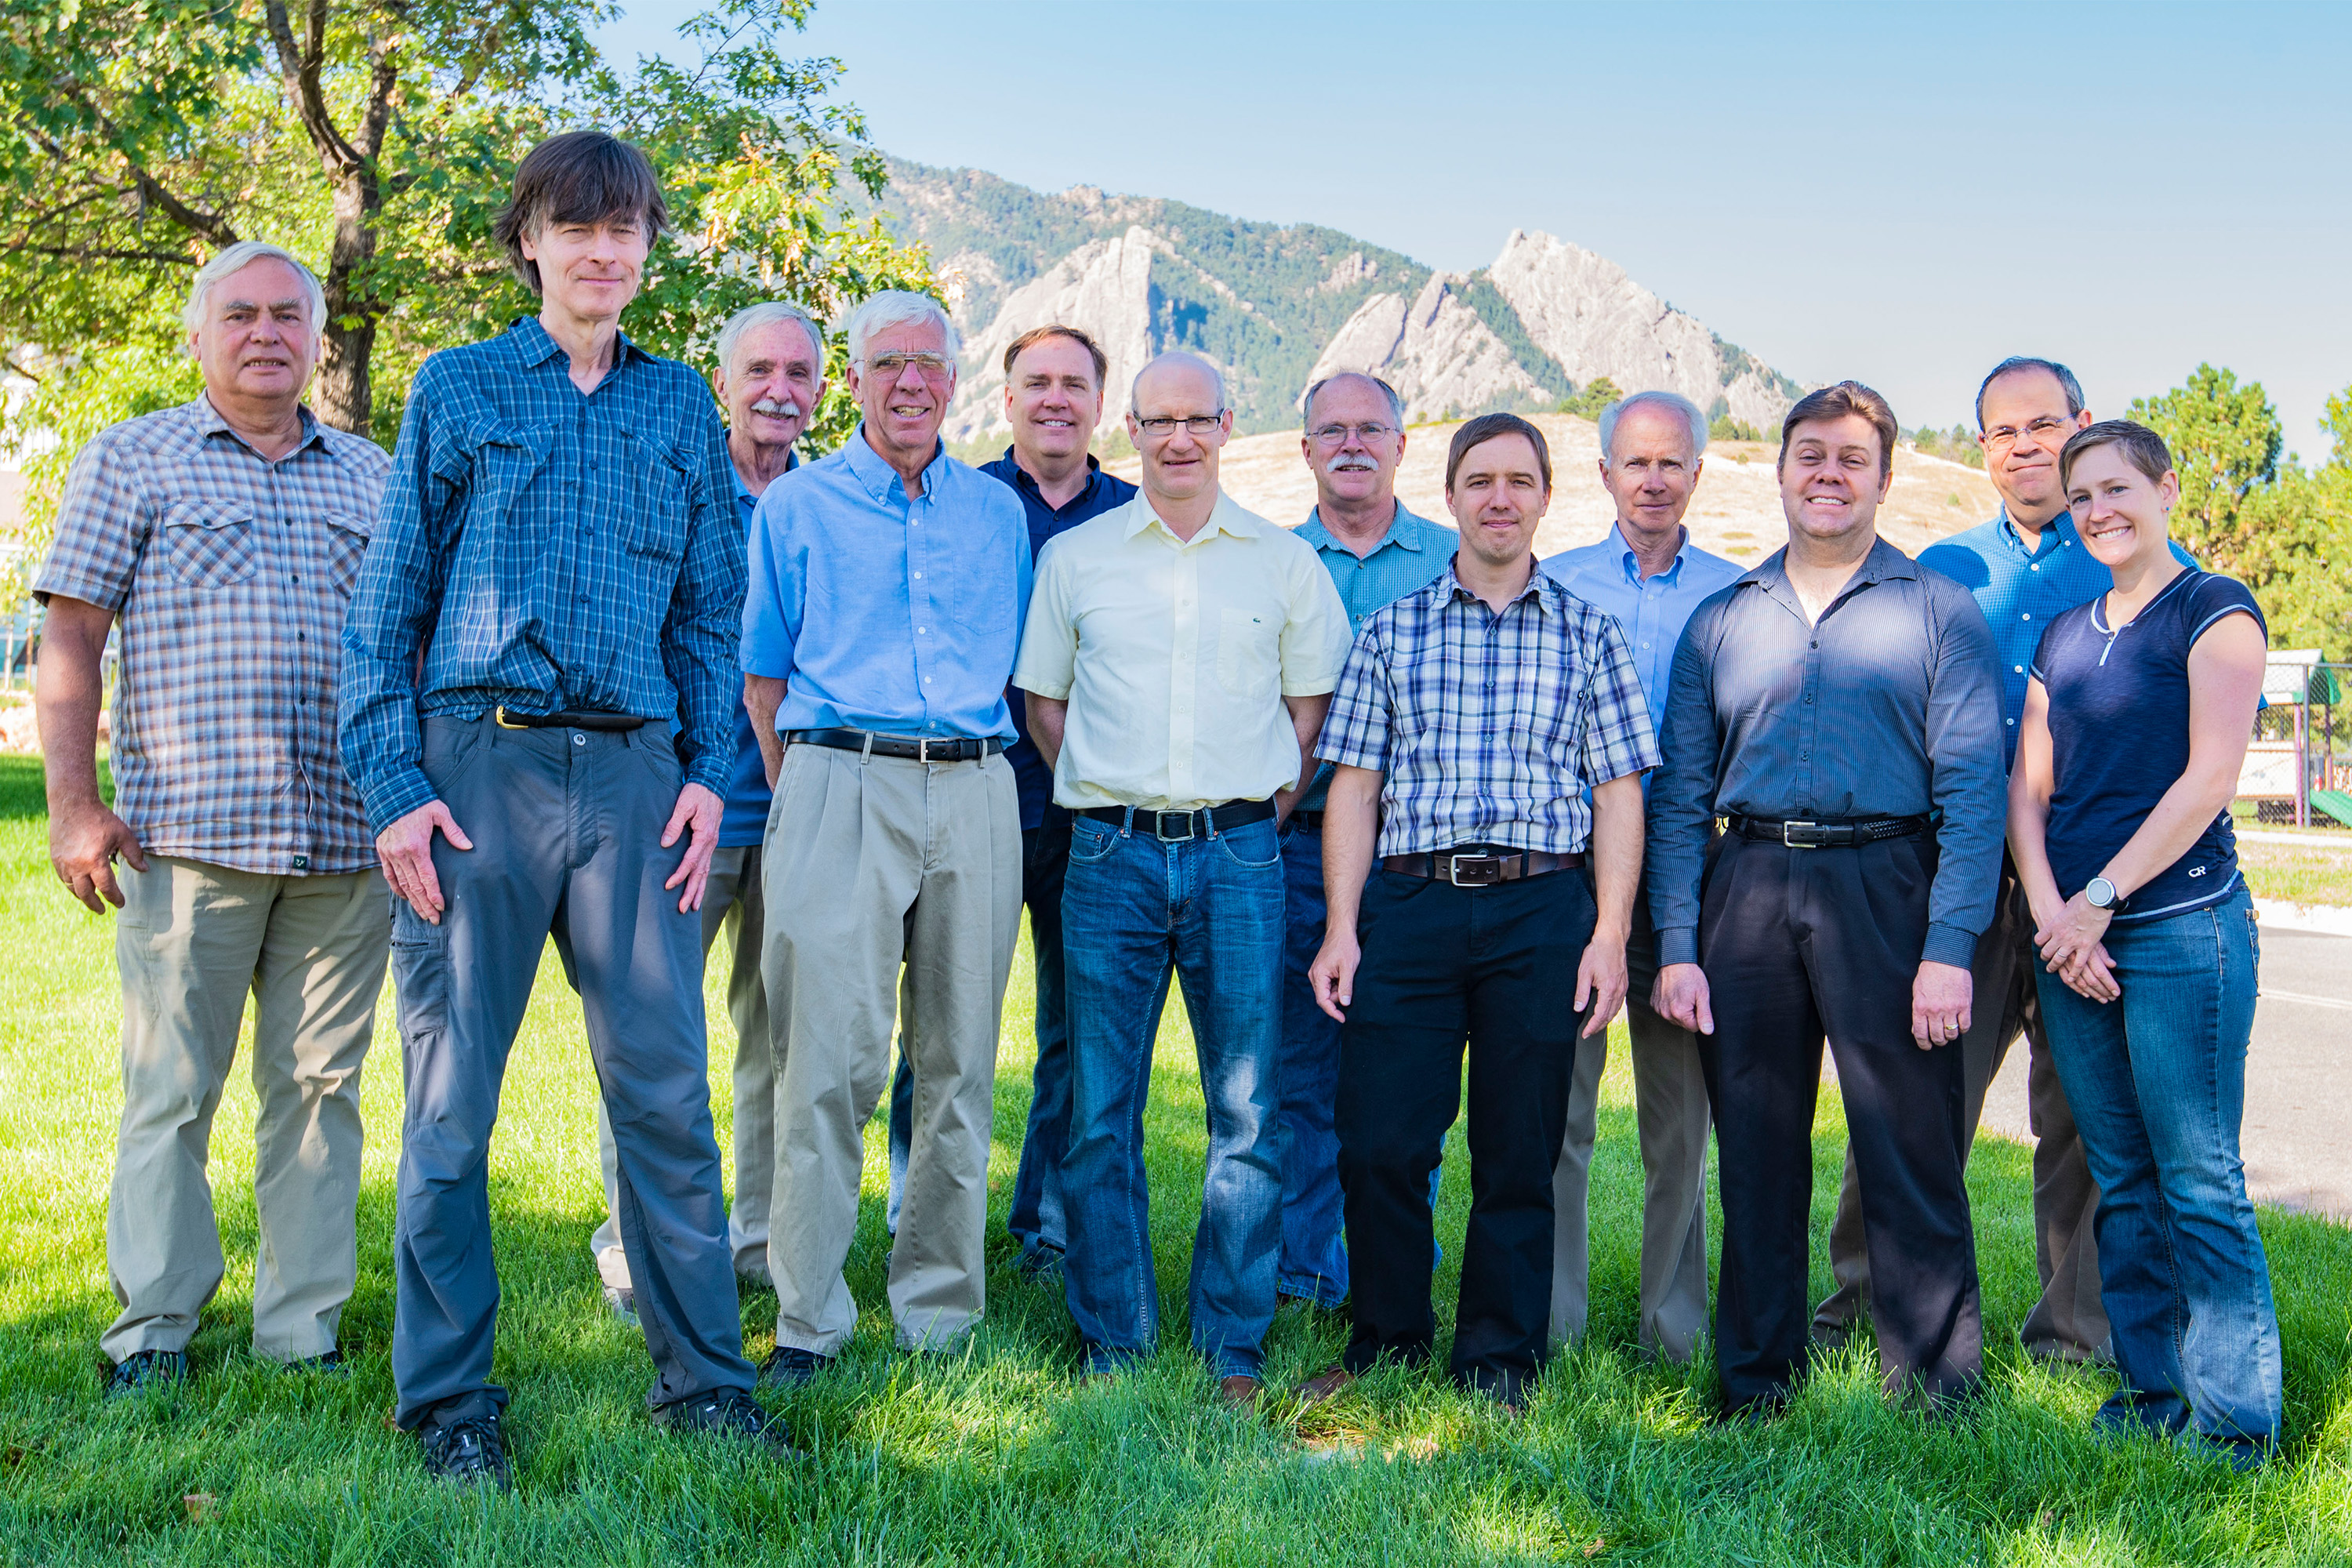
[884,324,1135,1279]
[591,301,826,1320]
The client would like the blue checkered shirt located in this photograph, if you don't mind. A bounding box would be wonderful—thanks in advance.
[339,318,745,831]
[1316,565,1659,856]
[34,394,390,875]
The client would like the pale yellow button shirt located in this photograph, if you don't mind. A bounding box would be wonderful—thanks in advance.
[1013,488,1352,812]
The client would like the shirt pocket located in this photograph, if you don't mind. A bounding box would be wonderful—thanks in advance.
[622,430,693,565]
[163,501,258,587]
[323,510,372,597]
[452,422,550,536]
[1215,607,1279,701]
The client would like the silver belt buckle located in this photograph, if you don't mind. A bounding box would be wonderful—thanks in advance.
[1156,811,1196,843]
[917,738,933,764]
[1781,820,1824,849]
[1446,854,1504,886]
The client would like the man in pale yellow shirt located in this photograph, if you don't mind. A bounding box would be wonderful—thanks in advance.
[1014,350,1350,1407]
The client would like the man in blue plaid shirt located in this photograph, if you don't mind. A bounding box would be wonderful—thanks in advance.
[338,132,782,1486]
[1298,413,1657,1414]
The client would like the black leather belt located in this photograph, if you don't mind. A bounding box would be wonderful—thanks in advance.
[1080,798,1276,841]
[788,728,1007,763]
[1288,810,1324,832]
[494,706,644,732]
[1383,848,1584,884]
[1729,812,1934,848]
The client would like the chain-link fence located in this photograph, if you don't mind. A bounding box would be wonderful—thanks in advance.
[2242,655,2350,829]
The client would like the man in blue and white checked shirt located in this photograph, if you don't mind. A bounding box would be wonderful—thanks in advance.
[339,132,782,1486]
[1299,413,1656,1415]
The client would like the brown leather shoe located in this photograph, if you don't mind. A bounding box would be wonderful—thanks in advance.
[1216,1374,1262,1409]
[1294,1364,1354,1410]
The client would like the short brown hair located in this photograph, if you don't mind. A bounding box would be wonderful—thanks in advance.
[1446,412,1552,493]
[1004,324,1108,389]
[1778,379,1899,474]
[2059,419,2174,490]
[492,132,671,296]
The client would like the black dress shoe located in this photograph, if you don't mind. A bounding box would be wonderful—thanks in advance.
[657,1388,801,1457]
[282,1350,347,1375]
[104,1349,190,1398]
[419,1414,513,1490]
[758,1345,833,1389]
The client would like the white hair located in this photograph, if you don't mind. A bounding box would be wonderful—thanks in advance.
[182,241,326,342]
[844,289,960,365]
[716,301,826,379]
[1301,371,1403,432]
[1599,390,1708,466]
[1131,350,1227,414]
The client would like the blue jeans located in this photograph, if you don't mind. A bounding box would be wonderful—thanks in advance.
[1059,810,1287,1378]
[1276,821,1350,1305]
[2037,883,2281,1454]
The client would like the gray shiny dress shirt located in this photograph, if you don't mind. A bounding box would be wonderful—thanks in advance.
[1647,536,2006,970]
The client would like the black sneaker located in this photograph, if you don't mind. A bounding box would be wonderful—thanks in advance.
[104,1349,190,1398]
[282,1349,348,1376]
[657,1388,800,1457]
[419,1414,512,1491]
[758,1345,833,1389]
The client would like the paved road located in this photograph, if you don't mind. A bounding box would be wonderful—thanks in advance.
[1981,919,2352,1220]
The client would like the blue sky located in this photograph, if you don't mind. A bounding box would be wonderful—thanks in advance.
[599,1,2351,455]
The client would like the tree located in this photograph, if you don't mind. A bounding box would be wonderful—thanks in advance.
[1557,376,1621,421]
[2129,363,2281,570]
[0,0,933,580]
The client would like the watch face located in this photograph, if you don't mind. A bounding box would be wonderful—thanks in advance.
[2088,877,2117,909]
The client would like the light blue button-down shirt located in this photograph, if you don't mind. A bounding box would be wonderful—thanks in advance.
[1544,523,1747,722]
[741,426,1032,740]
[1295,500,1456,811]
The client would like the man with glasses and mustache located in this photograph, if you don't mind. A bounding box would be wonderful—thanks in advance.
[590,300,827,1323]
[1014,350,1350,1406]
[1275,371,1454,1314]
[742,289,1031,1388]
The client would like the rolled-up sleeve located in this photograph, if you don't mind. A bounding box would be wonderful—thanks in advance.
[661,398,746,796]
[1919,575,2006,967]
[1646,601,1725,967]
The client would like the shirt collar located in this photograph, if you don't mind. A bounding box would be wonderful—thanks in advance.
[997,447,1103,503]
[1436,560,1554,614]
[1743,534,1917,595]
[1298,499,1425,555]
[727,442,795,510]
[505,314,651,373]
[1127,488,1259,544]
[1996,505,2078,559]
[191,390,327,459]
[843,423,947,506]
[1612,521,1689,585]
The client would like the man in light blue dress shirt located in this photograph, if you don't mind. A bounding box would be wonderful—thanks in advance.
[1277,372,1454,1310]
[1543,390,1744,1362]
[740,292,1032,1385]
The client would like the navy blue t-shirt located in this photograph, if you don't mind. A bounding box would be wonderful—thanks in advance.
[2031,568,2266,924]
[980,448,1137,829]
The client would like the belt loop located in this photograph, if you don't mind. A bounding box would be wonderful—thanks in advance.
[860,730,874,766]
[1120,805,1134,839]
[1202,804,1217,838]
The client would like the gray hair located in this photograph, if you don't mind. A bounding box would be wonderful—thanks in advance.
[844,289,960,365]
[1131,350,1227,415]
[716,301,826,379]
[1599,390,1708,466]
[1301,372,1404,433]
[182,241,326,342]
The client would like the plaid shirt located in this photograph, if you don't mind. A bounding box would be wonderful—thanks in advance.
[339,318,745,830]
[33,393,390,876]
[1317,564,1658,855]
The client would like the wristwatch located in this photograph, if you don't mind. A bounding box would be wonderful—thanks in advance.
[2085,876,2120,912]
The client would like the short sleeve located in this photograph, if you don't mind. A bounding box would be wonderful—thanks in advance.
[33,430,149,612]
[1575,614,1661,786]
[2186,573,2266,647]
[1278,547,1351,697]
[1011,535,1079,700]
[1314,626,1396,775]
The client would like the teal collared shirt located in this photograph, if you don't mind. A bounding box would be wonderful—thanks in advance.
[1294,500,1456,810]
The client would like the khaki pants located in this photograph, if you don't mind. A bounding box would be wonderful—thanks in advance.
[105,856,388,1363]
[593,844,774,1290]
[762,743,1021,1355]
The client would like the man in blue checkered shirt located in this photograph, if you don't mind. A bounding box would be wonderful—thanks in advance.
[1297,412,1657,1414]
[337,132,782,1485]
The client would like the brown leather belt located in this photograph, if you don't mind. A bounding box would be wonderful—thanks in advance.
[1381,848,1584,885]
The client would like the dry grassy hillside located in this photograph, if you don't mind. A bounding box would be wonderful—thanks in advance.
[1109,413,2000,565]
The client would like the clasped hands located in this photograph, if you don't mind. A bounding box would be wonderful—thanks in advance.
[2032,892,2119,1003]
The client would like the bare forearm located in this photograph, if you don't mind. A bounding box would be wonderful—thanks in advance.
[1321,764,1380,934]
[34,601,111,808]
[745,675,786,786]
[1275,692,1332,818]
[1588,775,1644,942]
[1025,692,1068,771]
[2099,766,2239,900]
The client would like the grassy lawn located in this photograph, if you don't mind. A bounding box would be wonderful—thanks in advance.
[2,750,2349,1565]
[2238,841,2352,908]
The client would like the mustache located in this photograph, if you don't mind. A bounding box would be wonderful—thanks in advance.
[1329,456,1379,472]
[749,397,803,419]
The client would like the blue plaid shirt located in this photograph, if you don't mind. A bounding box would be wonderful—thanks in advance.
[339,318,745,831]
[1294,500,1455,812]
[1316,564,1659,856]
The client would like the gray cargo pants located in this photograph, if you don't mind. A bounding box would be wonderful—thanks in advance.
[389,715,755,1430]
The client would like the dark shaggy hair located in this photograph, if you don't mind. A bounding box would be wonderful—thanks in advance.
[492,132,671,296]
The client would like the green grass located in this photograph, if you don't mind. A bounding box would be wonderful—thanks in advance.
[2,753,2349,1565]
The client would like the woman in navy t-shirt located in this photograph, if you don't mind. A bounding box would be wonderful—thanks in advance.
[2007,419,2278,1466]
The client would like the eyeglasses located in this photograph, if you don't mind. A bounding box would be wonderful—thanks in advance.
[1134,413,1226,437]
[861,351,955,382]
[1308,422,1396,446]
[1982,416,2071,452]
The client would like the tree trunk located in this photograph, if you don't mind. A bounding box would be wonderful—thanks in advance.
[314,169,378,436]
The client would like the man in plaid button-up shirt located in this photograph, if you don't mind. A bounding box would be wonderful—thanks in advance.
[34,241,392,1399]
[1299,413,1655,1415]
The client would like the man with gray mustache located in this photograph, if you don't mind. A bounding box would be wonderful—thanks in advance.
[589,300,827,1321]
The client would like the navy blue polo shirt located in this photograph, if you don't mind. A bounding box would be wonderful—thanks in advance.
[982,448,1137,829]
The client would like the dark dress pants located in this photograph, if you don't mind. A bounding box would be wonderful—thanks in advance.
[1335,865,1595,1404]
[1697,833,1984,1412]
[389,717,755,1430]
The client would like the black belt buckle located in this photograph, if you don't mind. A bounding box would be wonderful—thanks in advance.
[1446,854,1504,886]
[1155,810,1196,844]
[1780,820,1836,849]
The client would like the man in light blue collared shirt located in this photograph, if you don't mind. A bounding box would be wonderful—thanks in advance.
[1276,372,1455,1312]
[1543,390,1744,1363]
[740,292,1031,1385]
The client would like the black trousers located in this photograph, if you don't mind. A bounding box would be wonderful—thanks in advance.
[1697,834,1984,1410]
[1335,865,1595,1402]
